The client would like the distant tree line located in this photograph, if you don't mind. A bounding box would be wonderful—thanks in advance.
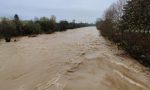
[96,0,150,67]
[0,14,94,42]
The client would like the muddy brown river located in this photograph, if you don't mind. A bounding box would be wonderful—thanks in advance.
[0,27,149,90]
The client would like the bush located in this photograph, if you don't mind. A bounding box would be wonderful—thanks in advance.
[14,14,22,35]
[49,15,57,32]
[59,20,69,31]
[36,16,57,33]
[96,0,150,67]
[0,14,92,42]
[0,18,17,42]
[22,21,42,35]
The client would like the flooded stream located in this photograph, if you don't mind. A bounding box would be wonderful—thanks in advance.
[0,27,149,90]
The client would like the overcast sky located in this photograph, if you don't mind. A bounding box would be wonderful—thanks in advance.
[0,0,117,23]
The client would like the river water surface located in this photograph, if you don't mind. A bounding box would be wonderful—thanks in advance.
[0,27,149,90]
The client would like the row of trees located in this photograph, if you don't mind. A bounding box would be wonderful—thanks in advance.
[96,0,150,67]
[0,14,93,42]
[122,0,150,32]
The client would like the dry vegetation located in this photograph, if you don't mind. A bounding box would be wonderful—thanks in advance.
[96,0,150,67]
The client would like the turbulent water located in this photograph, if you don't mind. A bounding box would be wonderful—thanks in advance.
[0,27,149,90]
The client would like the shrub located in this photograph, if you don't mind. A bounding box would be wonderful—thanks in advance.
[59,20,69,31]
[22,21,42,35]
[14,14,22,35]
[0,14,92,42]
[0,18,17,42]
[96,0,150,67]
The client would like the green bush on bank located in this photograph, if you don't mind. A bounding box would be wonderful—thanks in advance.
[0,14,93,42]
